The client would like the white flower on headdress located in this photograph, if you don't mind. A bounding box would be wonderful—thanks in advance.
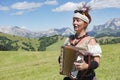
[77,2,92,12]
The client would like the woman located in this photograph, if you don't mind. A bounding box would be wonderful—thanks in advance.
[63,4,102,80]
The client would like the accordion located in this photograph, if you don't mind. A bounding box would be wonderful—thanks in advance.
[59,45,87,79]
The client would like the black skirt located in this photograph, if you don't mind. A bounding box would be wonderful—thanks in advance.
[76,70,96,80]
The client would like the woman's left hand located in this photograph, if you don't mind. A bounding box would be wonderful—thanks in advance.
[74,60,89,71]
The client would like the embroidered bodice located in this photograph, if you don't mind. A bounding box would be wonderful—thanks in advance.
[64,37,102,57]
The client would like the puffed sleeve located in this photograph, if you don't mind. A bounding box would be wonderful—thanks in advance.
[87,44,102,57]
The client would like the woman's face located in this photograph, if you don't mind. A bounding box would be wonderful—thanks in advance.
[73,17,87,33]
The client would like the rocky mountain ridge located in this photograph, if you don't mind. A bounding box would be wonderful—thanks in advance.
[0,18,120,38]
[0,26,74,38]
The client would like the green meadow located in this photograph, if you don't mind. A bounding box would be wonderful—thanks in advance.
[0,39,120,80]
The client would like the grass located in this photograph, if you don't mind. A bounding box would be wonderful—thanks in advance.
[96,44,120,80]
[0,51,63,80]
[0,43,120,80]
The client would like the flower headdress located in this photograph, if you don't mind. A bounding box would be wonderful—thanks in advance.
[77,2,91,13]
[73,2,92,23]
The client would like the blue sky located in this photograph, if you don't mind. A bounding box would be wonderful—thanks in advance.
[0,0,120,31]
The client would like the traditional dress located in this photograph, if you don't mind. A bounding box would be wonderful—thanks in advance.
[63,34,102,80]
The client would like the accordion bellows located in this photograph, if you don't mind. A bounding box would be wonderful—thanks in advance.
[60,46,78,75]
[59,45,86,76]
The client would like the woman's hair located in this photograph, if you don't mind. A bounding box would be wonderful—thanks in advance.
[74,3,92,23]
[84,10,91,23]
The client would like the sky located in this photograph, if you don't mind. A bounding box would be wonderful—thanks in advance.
[0,0,120,32]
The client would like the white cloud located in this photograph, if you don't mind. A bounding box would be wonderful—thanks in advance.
[52,0,120,12]
[90,0,120,10]
[44,0,58,5]
[0,5,9,11]
[11,11,24,15]
[52,2,81,12]
[11,1,43,10]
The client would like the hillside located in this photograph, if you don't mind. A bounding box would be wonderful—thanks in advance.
[46,36,65,51]
[0,32,65,51]
[1,31,120,51]
[0,43,120,80]
[0,32,39,51]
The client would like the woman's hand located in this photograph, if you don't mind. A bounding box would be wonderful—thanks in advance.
[74,60,89,71]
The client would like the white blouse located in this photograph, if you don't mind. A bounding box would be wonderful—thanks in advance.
[87,44,102,57]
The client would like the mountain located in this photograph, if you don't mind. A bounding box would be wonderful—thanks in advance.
[46,27,74,36]
[0,26,34,37]
[90,18,120,37]
[92,18,120,31]
[0,26,74,38]
[0,18,120,38]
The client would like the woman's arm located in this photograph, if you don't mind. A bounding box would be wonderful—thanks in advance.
[88,38,101,69]
[74,38,101,70]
